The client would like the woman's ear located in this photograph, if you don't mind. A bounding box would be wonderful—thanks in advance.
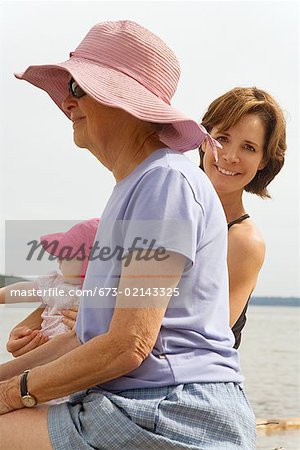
[201,141,208,153]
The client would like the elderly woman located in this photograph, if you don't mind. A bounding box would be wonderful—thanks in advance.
[0,21,256,449]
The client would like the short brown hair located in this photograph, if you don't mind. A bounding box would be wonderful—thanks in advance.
[199,87,287,198]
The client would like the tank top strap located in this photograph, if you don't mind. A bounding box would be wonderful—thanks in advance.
[227,213,250,229]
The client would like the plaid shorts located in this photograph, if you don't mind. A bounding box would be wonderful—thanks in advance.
[48,382,256,449]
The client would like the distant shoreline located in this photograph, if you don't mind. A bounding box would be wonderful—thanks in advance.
[250,297,300,307]
[1,275,299,307]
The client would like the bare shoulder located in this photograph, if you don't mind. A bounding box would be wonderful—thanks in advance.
[228,219,265,267]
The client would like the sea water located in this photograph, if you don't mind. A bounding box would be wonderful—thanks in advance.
[239,306,300,449]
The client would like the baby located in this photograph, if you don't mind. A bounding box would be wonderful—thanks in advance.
[1,218,99,347]
[1,218,99,403]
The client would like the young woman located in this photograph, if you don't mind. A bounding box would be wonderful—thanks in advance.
[199,87,286,347]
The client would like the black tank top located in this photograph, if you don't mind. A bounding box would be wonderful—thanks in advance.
[228,214,250,349]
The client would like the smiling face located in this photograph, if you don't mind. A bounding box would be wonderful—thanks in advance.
[202,114,266,196]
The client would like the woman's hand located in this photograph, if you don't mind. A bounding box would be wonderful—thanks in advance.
[0,376,22,415]
[61,306,79,330]
[6,327,49,357]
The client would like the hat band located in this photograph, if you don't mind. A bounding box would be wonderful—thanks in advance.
[205,134,222,163]
[69,51,171,106]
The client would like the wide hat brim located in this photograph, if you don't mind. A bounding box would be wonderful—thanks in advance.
[15,57,210,152]
[40,232,73,258]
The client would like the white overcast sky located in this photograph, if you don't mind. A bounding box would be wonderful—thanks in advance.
[0,1,299,297]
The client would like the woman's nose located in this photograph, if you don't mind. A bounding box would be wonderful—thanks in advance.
[221,147,240,164]
[61,93,78,114]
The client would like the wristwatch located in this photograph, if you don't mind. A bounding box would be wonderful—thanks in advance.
[20,369,37,407]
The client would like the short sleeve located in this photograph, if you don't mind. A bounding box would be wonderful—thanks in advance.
[121,167,204,268]
[34,273,57,305]
[35,272,80,309]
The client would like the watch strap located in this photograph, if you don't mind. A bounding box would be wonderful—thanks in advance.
[20,369,30,397]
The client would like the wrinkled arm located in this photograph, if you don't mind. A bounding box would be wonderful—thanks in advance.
[1,250,185,410]
[0,329,80,382]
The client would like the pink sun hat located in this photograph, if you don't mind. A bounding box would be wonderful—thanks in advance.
[14,20,219,157]
[40,218,100,283]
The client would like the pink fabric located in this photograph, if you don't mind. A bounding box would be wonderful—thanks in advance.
[34,272,80,338]
[40,218,99,281]
[15,20,220,155]
[34,272,79,405]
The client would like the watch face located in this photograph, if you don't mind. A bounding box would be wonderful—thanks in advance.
[22,394,37,407]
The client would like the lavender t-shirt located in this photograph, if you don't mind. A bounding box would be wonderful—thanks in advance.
[76,148,243,391]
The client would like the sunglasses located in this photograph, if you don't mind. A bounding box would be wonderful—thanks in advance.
[68,78,86,98]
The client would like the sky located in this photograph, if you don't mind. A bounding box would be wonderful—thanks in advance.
[0,0,299,297]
